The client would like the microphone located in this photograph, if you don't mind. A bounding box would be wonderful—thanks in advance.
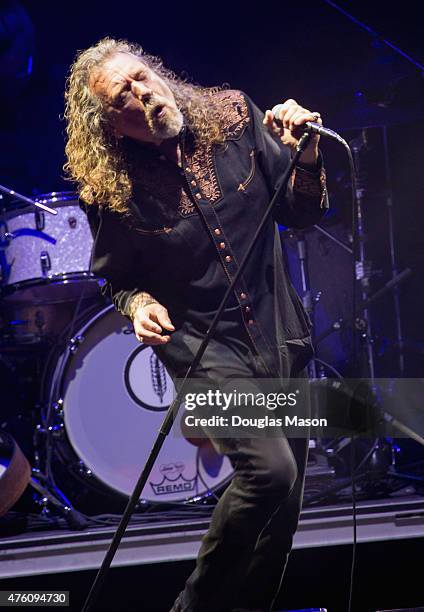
[271,104,346,144]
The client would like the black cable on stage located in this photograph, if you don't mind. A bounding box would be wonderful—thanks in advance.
[348,433,357,612]
[344,136,360,612]
[310,139,360,611]
[195,449,222,504]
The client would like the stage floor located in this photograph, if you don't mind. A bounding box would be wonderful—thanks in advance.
[1,494,423,580]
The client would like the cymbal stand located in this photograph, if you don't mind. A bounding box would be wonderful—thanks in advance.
[288,228,335,455]
[350,131,376,380]
[382,126,405,375]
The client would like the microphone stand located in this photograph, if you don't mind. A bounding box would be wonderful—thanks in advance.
[81,132,314,612]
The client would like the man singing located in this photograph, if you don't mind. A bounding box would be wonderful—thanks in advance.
[64,37,328,612]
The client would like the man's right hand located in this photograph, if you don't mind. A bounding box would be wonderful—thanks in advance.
[130,296,175,345]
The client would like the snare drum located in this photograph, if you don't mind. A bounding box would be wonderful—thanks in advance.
[46,305,233,512]
[1,191,101,304]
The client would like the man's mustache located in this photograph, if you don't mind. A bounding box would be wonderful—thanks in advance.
[144,95,167,120]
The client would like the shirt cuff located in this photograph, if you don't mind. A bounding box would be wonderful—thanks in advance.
[292,152,328,209]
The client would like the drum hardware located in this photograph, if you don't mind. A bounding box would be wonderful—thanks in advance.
[0,220,12,285]
[53,399,64,418]
[0,181,103,341]
[40,251,51,276]
[314,318,345,346]
[35,209,45,231]
[283,220,354,370]
[29,415,91,529]
[318,128,412,454]
[0,183,57,215]
[284,224,352,459]
[76,461,93,479]
[0,188,104,339]
[0,294,102,345]
[312,222,352,255]
[0,191,102,313]
[0,431,88,529]
[31,305,234,517]
[29,469,90,529]
[350,130,390,379]
[286,201,417,503]
[307,369,424,506]
[68,334,85,353]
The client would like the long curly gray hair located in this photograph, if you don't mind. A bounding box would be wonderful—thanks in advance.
[64,37,227,214]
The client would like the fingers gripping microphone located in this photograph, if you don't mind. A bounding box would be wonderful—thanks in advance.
[271,104,346,144]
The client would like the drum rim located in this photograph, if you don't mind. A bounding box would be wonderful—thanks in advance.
[35,190,77,203]
[1,272,101,301]
[48,303,234,504]
[2,191,79,217]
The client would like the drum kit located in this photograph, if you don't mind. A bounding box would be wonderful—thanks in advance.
[0,190,233,523]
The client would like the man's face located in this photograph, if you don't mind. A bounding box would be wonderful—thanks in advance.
[89,52,183,145]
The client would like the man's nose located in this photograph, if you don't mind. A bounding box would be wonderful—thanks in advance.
[131,81,152,104]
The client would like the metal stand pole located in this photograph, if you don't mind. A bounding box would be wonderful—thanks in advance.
[351,132,376,380]
[382,126,405,376]
[295,231,318,377]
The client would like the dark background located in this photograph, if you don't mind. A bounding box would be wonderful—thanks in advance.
[1,0,423,376]
[1,3,424,611]
[1,0,423,194]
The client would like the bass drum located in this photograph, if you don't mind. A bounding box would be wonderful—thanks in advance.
[48,305,233,514]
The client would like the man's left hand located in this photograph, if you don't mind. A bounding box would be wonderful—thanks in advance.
[263,99,322,167]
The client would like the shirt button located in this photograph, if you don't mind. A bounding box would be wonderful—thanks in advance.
[219,242,226,249]
[240,292,247,300]
[225,255,232,263]
[248,319,254,325]
[190,180,196,187]
[245,306,251,313]
[195,193,201,200]
[214,228,221,236]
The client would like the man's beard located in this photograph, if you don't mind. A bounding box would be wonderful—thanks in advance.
[146,96,184,140]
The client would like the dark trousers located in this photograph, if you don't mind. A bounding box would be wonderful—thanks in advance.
[156,318,311,612]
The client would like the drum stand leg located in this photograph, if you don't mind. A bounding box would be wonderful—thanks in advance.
[29,469,89,529]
